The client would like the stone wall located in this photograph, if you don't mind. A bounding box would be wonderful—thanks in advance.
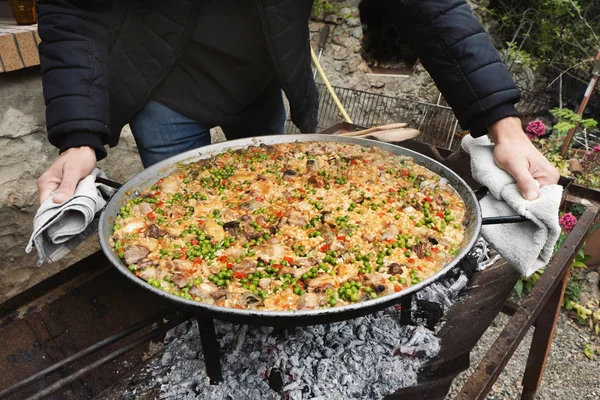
[0,67,144,303]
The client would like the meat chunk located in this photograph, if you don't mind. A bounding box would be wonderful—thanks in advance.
[158,175,180,194]
[258,278,272,290]
[280,209,308,227]
[222,221,240,235]
[306,274,335,292]
[190,282,227,301]
[256,243,286,259]
[204,218,225,242]
[171,273,188,288]
[239,199,262,211]
[381,223,399,240]
[124,245,150,265]
[308,174,325,188]
[146,224,167,239]
[337,264,359,281]
[413,242,426,259]
[296,293,319,310]
[232,259,255,273]
[387,263,404,275]
[362,273,394,295]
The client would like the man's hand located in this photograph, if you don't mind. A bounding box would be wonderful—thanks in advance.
[37,146,97,204]
[489,117,560,200]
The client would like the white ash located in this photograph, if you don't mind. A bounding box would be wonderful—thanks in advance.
[131,243,490,400]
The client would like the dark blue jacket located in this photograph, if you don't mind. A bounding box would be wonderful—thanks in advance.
[37,0,520,160]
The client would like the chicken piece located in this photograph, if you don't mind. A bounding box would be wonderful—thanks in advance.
[281,266,308,279]
[280,209,308,227]
[381,223,399,241]
[132,202,154,215]
[158,174,180,194]
[231,259,255,273]
[362,273,394,295]
[258,278,272,290]
[306,274,335,292]
[116,218,146,237]
[136,238,159,252]
[223,246,246,259]
[146,224,167,239]
[172,259,193,272]
[137,267,157,281]
[171,273,189,288]
[239,199,262,211]
[296,293,319,310]
[190,282,227,301]
[204,218,225,242]
[256,243,286,259]
[124,245,150,265]
[337,264,359,281]
[163,224,185,237]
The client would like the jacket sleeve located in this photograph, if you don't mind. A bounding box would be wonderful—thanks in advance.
[37,0,112,160]
[392,0,521,136]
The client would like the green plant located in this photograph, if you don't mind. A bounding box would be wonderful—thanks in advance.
[312,0,335,18]
[501,42,539,70]
[551,108,598,135]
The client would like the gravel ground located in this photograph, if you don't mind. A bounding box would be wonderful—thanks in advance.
[449,312,600,399]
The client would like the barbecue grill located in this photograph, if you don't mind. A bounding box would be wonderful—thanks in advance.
[1,136,598,400]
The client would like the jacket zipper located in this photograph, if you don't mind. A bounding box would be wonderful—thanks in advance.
[253,0,298,122]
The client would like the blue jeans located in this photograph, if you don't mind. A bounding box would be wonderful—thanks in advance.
[130,92,286,168]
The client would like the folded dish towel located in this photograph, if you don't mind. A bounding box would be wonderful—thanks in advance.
[26,168,117,265]
[462,135,563,277]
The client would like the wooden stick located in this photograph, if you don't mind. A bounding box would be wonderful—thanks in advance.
[337,122,408,137]
[310,47,353,124]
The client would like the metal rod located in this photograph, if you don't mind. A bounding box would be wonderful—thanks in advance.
[0,307,178,399]
[560,49,600,157]
[400,294,413,325]
[197,315,223,384]
[25,313,190,400]
[481,215,530,225]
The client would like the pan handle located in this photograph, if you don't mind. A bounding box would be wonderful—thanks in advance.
[96,177,123,190]
[475,186,530,225]
[481,215,529,225]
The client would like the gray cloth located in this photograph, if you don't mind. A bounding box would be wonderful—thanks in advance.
[462,135,562,277]
[25,168,116,265]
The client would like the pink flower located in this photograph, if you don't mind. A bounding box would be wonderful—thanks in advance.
[559,213,577,232]
[525,120,546,137]
[593,145,600,153]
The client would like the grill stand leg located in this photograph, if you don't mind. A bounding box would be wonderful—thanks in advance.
[400,294,413,325]
[196,315,223,384]
[520,270,570,400]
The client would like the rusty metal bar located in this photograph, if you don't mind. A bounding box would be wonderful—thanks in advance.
[456,205,599,399]
[0,307,178,399]
[24,312,190,400]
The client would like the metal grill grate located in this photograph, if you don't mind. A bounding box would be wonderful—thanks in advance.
[286,84,467,151]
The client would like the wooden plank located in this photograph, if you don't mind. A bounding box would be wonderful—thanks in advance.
[13,30,38,66]
[0,33,23,71]
[386,261,521,400]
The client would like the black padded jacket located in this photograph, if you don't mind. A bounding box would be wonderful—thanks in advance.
[36,0,520,160]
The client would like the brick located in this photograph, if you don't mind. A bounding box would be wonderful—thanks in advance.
[14,30,38,67]
[0,34,24,72]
